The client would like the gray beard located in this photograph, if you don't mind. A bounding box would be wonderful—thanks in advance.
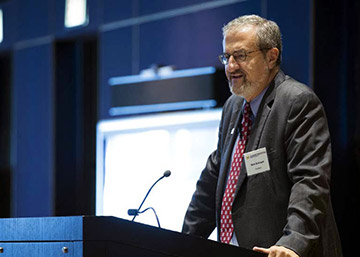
[229,79,257,99]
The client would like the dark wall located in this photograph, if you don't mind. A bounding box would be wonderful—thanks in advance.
[0,54,11,217]
[54,39,97,216]
[313,0,360,255]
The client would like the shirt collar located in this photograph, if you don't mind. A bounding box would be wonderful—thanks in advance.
[243,86,269,118]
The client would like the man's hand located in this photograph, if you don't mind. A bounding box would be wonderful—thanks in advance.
[253,245,299,257]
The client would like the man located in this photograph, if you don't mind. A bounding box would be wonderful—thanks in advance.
[182,15,342,257]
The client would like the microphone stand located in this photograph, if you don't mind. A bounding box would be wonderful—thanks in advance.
[134,207,161,228]
[129,170,171,224]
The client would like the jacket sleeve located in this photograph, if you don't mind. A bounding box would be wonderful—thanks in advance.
[276,90,332,256]
[181,106,226,238]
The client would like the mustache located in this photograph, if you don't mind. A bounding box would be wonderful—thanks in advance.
[227,72,246,82]
[230,70,245,76]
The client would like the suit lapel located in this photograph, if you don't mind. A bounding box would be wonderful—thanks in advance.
[246,83,275,152]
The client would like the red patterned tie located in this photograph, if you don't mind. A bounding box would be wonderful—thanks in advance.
[220,102,252,244]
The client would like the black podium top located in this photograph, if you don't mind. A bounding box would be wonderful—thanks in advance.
[0,216,265,257]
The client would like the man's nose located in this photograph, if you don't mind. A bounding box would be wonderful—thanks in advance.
[227,55,240,71]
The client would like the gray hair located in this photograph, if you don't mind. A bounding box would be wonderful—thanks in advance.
[222,15,282,66]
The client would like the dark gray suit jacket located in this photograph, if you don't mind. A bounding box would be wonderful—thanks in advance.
[182,70,343,257]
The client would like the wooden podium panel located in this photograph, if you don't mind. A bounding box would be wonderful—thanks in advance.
[0,216,265,257]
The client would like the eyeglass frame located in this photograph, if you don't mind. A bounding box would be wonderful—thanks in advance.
[218,48,271,65]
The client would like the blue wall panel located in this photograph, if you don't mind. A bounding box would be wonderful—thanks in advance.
[138,1,262,71]
[103,0,133,23]
[13,43,54,217]
[99,27,132,118]
[139,0,219,15]
[17,0,53,41]
[267,0,312,85]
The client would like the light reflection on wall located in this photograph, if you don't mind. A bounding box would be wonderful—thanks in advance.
[64,0,88,28]
[0,10,3,43]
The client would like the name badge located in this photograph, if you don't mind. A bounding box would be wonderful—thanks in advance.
[244,147,270,176]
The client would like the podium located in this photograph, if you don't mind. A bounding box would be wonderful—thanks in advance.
[0,216,265,257]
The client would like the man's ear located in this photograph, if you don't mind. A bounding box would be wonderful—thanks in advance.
[267,48,279,69]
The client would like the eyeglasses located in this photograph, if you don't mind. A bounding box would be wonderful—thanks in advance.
[218,48,270,65]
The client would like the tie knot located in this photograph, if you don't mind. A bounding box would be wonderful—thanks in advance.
[241,102,252,136]
[243,102,251,117]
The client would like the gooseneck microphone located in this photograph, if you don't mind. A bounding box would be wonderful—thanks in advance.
[128,170,171,226]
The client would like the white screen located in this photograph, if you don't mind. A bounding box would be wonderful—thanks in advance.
[96,109,221,234]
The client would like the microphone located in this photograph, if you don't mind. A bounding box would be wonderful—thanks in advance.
[163,170,171,177]
[128,170,171,225]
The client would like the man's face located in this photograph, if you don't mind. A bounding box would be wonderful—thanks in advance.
[223,26,274,101]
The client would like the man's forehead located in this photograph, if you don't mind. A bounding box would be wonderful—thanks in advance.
[223,26,257,51]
